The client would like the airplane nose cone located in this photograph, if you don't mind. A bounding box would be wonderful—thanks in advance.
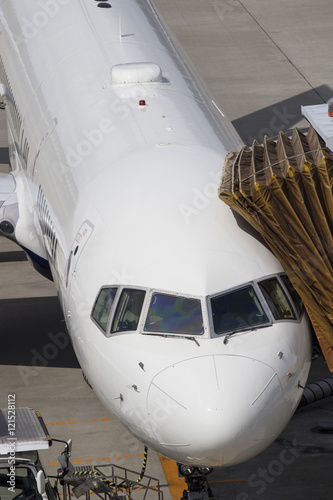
[147,355,283,466]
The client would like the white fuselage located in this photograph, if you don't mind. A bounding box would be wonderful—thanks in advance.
[0,0,311,467]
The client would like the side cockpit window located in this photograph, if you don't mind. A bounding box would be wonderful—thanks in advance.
[91,287,118,332]
[258,277,295,320]
[280,273,304,316]
[111,289,146,333]
[144,293,204,335]
[210,274,304,337]
[211,286,269,335]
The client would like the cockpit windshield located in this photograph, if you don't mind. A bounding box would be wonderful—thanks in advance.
[144,293,204,334]
[211,285,269,335]
[91,273,303,338]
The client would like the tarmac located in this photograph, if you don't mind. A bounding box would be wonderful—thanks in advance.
[1,1,333,499]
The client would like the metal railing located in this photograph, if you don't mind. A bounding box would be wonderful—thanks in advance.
[60,463,165,500]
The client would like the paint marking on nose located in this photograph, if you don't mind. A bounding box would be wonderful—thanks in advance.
[251,373,278,405]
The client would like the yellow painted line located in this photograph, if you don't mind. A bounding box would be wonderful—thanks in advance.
[48,453,145,466]
[158,455,186,500]
[46,417,115,427]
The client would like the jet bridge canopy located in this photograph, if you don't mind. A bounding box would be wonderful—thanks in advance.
[219,111,333,371]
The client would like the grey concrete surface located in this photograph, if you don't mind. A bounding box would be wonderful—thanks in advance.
[1,1,333,499]
[153,0,333,144]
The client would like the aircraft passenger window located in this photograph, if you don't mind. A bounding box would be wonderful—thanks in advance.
[144,293,204,334]
[211,286,269,335]
[91,287,117,331]
[280,274,304,316]
[111,289,146,333]
[259,278,296,320]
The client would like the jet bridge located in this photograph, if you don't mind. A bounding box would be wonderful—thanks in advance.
[219,103,333,371]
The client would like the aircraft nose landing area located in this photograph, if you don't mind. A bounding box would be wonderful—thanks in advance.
[148,355,283,467]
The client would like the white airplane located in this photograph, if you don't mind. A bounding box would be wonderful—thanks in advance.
[0,0,312,468]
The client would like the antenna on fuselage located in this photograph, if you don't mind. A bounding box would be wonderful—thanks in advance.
[119,12,124,60]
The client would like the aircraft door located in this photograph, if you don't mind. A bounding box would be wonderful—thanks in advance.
[66,220,94,290]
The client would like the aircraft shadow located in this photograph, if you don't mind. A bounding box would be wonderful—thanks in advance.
[0,296,80,368]
[232,85,333,145]
[0,251,27,262]
[0,146,9,164]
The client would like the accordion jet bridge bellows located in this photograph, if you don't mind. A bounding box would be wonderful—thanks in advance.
[219,126,333,370]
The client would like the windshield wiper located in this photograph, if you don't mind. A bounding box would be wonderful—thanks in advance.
[143,332,200,346]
